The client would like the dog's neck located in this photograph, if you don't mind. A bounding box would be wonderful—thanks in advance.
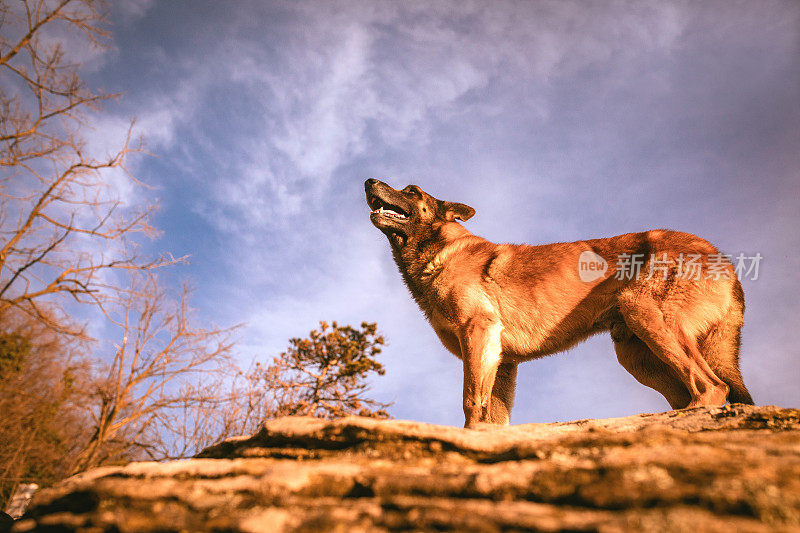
[391,221,478,318]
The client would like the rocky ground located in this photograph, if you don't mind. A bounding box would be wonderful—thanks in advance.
[9,404,800,532]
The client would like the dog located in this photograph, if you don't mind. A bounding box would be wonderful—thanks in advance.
[365,179,753,428]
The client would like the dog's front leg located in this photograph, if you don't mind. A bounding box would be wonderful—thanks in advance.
[460,317,503,428]
[489,362,517,425]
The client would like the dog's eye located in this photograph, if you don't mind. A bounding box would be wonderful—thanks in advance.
[404,185,423,198]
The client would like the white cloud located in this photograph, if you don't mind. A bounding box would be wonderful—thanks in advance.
[214,1,687,225]
[104,2,690,230]
[89,1,800,423]
[115,0,156,22]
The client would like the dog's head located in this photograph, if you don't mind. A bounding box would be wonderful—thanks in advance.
[365,179,475,248]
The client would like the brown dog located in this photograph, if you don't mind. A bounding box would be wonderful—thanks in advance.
[365,179,753,427]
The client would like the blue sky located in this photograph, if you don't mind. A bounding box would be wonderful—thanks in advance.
[83,1,798,425]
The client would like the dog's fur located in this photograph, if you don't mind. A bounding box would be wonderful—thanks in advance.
[365,179,753,427]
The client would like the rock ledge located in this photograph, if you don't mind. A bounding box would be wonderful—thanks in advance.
[12,404,800,532]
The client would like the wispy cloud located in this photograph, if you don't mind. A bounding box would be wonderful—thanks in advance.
[90,1,800,424]
[119,2,691,228]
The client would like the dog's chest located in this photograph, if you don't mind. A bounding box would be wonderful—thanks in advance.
[428,308,462,357]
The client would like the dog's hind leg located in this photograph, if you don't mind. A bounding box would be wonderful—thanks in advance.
[699,280,754,405]
[460,317,503,428]
[611,323,690,409]
[489,362,517,425]
[618,295,729,408]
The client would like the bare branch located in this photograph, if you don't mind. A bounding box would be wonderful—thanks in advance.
[1,0,162,340]
[72,273,240,473]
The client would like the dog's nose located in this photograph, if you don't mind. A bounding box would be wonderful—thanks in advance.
[365,178,378,186]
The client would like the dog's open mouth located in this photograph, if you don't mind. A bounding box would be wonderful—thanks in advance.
[368,195,408,219]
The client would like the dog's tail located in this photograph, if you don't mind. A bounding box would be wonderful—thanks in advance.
[700,279,754,405]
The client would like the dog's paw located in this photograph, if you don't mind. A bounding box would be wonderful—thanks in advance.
[464,421,503,431]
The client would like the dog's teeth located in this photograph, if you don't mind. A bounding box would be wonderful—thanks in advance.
[370,204,407,218]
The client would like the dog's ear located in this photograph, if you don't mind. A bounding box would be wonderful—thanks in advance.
[443,201,476,221]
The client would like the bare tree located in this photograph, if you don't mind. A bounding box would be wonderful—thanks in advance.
[146,370,277,458]
[168,321,392,451]
[0,1,251,474]
[0,0,173,338]
[68,318,391,469]
[72,273,239,473]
